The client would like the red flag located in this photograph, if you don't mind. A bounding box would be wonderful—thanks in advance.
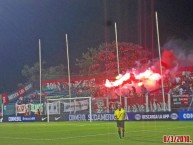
[2,93,9,105]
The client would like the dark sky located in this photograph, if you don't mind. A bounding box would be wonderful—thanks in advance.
[0,0,193,93]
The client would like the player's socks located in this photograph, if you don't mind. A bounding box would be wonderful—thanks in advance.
[118,131,121,139]
[122,130,124,137]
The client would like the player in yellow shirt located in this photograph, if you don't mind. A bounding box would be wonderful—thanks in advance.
[114,103,126,139]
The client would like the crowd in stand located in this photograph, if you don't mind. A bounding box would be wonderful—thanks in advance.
[7,64,193,108]
[166,70,193,96]
[1,66,193,116]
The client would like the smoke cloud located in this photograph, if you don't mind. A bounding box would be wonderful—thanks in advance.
[162,38,193,66]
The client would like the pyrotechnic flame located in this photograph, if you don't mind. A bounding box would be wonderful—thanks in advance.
[135,69,161,81]
[105,73,130,87]
[105,68,161,88]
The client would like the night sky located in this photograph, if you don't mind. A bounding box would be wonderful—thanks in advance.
[0,0,193,93]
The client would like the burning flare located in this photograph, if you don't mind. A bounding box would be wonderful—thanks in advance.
[105,68,161,88]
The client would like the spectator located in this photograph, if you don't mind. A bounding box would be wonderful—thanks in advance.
[36,109,41,117]
[129,86,137,97]
[178,86,184,95]
[24,110,29,116]
[175,76,181,84]
[140,85,148,97]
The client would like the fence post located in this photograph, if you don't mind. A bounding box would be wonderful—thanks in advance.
[168,94,171,112]
[145,94,149,112]
[15,103,17,116]
[106,96,109,113]
[124,97,127,111]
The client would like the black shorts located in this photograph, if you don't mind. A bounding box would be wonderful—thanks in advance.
[116,120,124,128]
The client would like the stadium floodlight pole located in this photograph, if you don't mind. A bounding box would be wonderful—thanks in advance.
[155,12,165,111]
[114,22,122,104]
[39,39,42,105]
[65,34,71,99]
[115,22,120,75]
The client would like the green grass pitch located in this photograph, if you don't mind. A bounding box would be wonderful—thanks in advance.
[0,121,192,145]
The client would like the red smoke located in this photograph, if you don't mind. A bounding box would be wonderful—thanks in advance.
[161,48,177,69]
[104,48,179,97]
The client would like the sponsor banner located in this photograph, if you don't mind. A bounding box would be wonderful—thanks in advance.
[43,115,62,122]
[179,111,193,121]
[3,115,37,122]
[21,116,36,122]
[63,113,132,121]
[133,112,178,121]
[8,116,22,122]
[40,115,47,122]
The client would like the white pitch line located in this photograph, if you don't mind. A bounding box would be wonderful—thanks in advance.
[0,129,170,141]
[0,132,117,141]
